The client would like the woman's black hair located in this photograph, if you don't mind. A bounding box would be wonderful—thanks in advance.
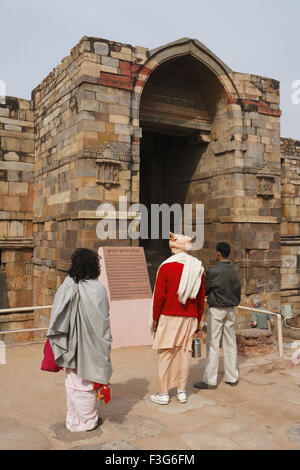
[68,248,100,283]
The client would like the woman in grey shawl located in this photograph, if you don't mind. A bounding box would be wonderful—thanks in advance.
[47,248,112,432]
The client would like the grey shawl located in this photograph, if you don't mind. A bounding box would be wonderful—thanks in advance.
[47,276,112,384]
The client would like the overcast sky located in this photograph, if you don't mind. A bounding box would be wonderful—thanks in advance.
[1,0,299,139]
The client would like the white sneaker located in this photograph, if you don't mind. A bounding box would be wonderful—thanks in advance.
[177,391,187,403]
[150,393,170,405]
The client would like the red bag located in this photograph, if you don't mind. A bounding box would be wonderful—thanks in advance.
[41,339,63,373]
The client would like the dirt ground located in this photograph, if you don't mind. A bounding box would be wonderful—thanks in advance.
[0,339,300,450]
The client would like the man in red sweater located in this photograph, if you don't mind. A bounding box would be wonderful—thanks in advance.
[150,233,205,405]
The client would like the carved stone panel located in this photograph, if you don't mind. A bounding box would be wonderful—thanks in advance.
[96,145,122,188]
[256,175,275,199]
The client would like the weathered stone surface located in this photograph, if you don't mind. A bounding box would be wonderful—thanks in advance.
[280,368,300,384]
[73,440,139,450]
[286,424,300,446]
[1,340,300,450]
[4,151,19,161]
[94,41,109,56]
[267,383,300,406]
[231,430,273,450]
[200,405,236,420]
[241,373,276,385]
[0,418,50,450]
[181,431,241,450]
[281,138,300,320]
[0,97,33,315]
[236,329,276,356]
[110,415,166,440]
[49,421,103,442]
[213,419,254,435]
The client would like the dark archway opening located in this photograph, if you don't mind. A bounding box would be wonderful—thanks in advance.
[140,130,206,286]
[140,131,192,247]
[139,54,224,286]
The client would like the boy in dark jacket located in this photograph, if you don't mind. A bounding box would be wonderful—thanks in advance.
[194,242,241,390]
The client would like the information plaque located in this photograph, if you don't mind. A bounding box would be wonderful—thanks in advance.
[103,247,152,301]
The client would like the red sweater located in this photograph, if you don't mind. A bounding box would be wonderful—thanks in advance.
[153,262,205,322]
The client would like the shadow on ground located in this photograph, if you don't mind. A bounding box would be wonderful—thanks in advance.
[100,378,150,424]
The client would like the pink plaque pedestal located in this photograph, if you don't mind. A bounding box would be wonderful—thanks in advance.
[98,247,153,349]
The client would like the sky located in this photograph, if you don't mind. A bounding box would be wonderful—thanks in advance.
[0,0,299,139]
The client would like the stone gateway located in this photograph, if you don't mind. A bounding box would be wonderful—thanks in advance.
[0,36,299,338]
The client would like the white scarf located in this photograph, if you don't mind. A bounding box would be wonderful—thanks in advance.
[149,252,204,333]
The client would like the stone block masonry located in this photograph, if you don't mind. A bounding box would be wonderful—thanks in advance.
[280,138,300,317]
[0,97,34,338]
[0,35,298,340]
[30,36,150,317]
[236,328,276,356]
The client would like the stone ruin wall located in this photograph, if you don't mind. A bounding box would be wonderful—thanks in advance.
[31,37,146,333]
[215,74,281,328]
[281,137,300,322]
[0,97,34,340]
[198,71,281,328]
[0,35,297,339]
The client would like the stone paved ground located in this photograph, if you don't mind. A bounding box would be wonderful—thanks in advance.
[0,340,300,450]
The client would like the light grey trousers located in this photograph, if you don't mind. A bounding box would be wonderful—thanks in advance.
[203,306,239,386]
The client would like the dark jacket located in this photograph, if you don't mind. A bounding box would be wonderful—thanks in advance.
[205,261,241,308]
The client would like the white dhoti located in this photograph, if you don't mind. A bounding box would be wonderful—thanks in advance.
[65,368,99,432]
[153,315,198,394]
[203,306,239,386]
